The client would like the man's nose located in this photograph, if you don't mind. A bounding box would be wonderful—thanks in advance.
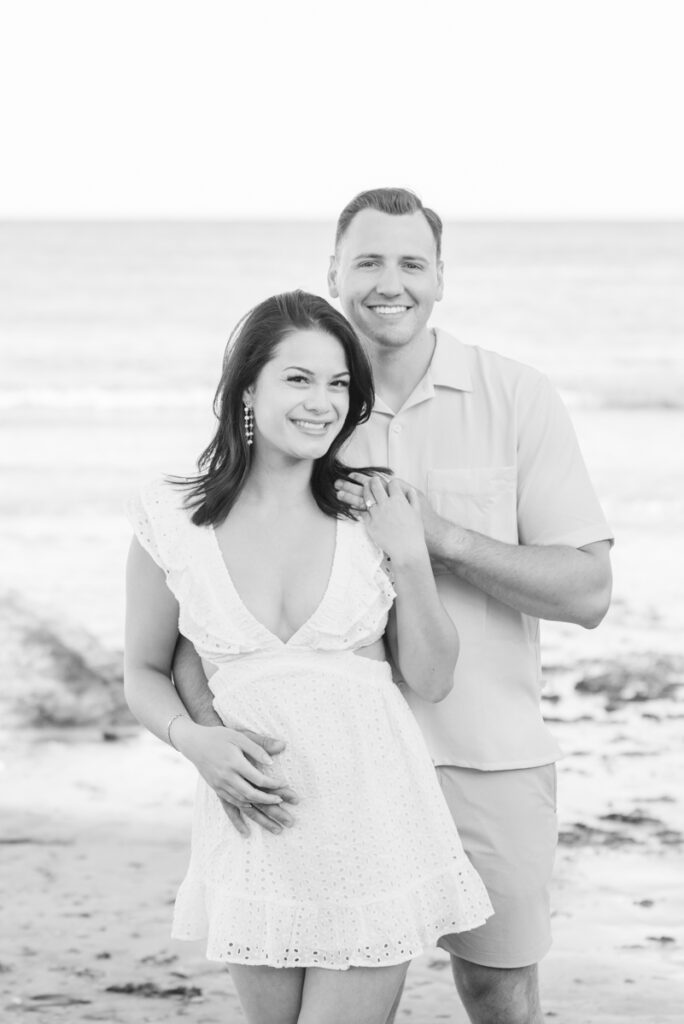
[375,264,403,296]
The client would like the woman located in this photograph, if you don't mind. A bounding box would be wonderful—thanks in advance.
[124,291,492,1024]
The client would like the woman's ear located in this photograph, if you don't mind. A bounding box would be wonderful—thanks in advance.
[242,387,254,407]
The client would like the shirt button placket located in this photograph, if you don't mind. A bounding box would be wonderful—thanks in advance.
[388,418,404,474]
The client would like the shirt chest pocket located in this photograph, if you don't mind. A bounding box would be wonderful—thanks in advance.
[426,467,518,546]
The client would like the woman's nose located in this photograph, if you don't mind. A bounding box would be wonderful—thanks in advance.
[303,385,331,411]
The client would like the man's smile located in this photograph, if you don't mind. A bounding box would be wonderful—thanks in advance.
[367,304,412,317]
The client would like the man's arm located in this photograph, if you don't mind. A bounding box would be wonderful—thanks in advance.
[341,475,612,629]
[171,637,299,836]
[421,506,612,628]
[172,636,222,725]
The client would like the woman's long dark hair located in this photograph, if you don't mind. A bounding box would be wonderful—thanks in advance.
[172,290,382,525]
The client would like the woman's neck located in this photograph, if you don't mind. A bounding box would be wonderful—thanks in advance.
[240,451,316,513]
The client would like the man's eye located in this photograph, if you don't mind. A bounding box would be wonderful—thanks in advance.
[403,262,424,271]
[357,261,377,268]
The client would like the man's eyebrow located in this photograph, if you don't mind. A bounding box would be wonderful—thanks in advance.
[353,252,429,261]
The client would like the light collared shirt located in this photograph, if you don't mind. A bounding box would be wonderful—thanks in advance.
[345,329,613,770]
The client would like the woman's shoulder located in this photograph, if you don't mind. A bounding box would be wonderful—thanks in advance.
[136,474,190,509]
[126,476,199,570]
[337,515,394,587]
[337,513,376,549]
[131,475,202,527]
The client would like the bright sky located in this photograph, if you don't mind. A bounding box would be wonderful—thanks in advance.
[1,0,683,219]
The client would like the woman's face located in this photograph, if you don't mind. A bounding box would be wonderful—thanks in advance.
[246,329,351,462]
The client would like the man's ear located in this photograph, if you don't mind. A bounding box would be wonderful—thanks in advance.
[327,254,339,298]
[435,259,445,303]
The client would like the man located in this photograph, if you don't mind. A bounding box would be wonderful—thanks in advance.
[173,188,613,1024]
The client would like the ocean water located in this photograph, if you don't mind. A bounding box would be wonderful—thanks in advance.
[1,221,682,653]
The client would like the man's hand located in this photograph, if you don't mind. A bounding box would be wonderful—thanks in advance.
[219,731,299,839]
[173,721,299,838]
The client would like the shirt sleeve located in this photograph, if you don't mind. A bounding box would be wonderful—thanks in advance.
[516,375,614,548]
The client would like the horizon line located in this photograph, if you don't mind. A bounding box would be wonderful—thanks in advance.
[2,215,684,225]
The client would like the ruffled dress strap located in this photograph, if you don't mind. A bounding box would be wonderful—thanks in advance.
[126,478,257,659]
[297,518,396,652]
[126,476,191,573]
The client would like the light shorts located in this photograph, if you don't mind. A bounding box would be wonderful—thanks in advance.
[436,763,558,969]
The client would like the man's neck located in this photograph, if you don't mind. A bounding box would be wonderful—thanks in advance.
[365,327,436,414]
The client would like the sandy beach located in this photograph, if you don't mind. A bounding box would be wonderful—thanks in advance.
[1,593,683,1023]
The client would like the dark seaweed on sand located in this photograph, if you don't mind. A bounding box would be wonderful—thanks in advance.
[0,592,134,729]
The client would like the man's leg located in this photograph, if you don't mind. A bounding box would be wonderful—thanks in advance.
[451,960,542,1024]
[435,764,557,1024]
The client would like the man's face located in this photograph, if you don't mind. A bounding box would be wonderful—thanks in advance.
[328,209,444,350]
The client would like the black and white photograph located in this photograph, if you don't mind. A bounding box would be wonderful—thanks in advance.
[1,2,682,1022]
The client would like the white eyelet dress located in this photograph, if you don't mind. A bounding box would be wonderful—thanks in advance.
[128,478,493,970]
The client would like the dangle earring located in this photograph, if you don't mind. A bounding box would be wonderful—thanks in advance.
[243,403,254,446]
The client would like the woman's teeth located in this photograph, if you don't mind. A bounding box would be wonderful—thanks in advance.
[292,419,329,434]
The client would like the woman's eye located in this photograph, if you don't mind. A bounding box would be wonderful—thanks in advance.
[287,375,309,384]
[331,379,350,389]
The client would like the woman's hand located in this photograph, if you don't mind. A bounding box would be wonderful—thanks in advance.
[337,473,458,702]
[175,721,298,836]
[360,475,428,566]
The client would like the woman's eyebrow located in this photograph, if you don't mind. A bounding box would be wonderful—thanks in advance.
[283,365,350,378]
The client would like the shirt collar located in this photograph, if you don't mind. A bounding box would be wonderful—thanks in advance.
[372,328,473,416]
[426,329,473,392]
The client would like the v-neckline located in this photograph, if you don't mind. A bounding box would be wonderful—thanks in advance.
[209,517,343,648]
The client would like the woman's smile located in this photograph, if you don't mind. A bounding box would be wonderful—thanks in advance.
[290,417,333,435]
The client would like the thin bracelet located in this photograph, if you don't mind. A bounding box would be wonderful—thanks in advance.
[166,713,188,751]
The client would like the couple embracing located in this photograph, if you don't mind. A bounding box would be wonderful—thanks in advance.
[124,188,613,1024]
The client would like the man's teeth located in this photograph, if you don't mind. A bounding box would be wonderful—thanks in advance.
[373,305,409,315]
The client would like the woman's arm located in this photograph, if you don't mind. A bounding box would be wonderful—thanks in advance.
[362,476,458,702]
[124,537,288,809]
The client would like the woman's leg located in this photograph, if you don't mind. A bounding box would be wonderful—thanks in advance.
[297,962,410,1024]
[228,964,305,1024]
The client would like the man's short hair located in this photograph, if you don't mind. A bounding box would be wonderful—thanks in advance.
[335,188,443,259]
